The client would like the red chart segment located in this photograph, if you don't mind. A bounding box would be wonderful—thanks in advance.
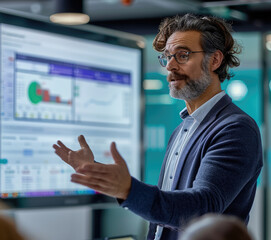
[28,81,71,105]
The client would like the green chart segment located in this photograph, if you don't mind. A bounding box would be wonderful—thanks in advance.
[28,81,42,104]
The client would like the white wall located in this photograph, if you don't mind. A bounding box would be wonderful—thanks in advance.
[14,206,92,240]
[248,188,263,240]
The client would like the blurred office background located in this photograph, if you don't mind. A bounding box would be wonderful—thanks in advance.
[0,0,271,239]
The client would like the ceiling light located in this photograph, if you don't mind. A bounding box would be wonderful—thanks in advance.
[121,0,134,6]
[143,79,163,90]
[50,0,90,25]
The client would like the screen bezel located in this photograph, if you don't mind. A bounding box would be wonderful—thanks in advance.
[0,10,145,209]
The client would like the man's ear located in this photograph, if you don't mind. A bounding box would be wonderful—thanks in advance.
[210,50,224,72]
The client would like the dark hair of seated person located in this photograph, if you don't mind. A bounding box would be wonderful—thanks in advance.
[0,201,26,240]
[180,214,254,240]
[0,216,26,240]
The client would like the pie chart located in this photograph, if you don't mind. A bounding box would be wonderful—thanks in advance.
[28,81,42,104]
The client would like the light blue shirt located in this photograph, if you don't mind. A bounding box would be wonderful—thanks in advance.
[154,91,226,240]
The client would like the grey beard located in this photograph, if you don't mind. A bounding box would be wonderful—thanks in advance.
[169,70,211,101]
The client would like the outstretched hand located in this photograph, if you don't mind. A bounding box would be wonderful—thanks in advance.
[53,135,94,171]
[71,142,131,200]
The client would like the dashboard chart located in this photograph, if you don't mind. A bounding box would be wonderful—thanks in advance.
[15,75,73,121]
[75,68,132,125]
[15,55,73,121]
[28,81,71,105]
[14,54,132,125]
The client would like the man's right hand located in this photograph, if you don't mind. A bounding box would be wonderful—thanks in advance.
[53,135,94,171]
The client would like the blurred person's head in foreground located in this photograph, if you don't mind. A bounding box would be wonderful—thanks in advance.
[180,214,253,240]
[0,201,26,240]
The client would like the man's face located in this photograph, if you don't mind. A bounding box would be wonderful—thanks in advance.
[165,31,212,101]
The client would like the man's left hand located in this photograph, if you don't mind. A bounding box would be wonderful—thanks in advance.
[71,142,132,200]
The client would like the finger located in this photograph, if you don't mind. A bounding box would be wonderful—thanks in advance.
[56,141,71,153]
[53,144,67,154]
[77,163,109,174]
[71,178,109,197]
[110,142,125,165]
[76,163,108,174]
[52,144,60,151]
[53,143,64,154]
[78,135,90,149]
[71,173,109,184]
[71,176,99,189]
[71,174,113,194]
[76,168,111,182]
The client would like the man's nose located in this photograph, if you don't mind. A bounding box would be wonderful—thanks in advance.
[166,56,179,71]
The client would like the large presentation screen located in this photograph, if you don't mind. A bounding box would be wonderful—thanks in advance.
[0,12,143,207]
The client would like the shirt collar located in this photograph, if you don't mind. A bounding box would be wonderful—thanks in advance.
[179,91,226,122]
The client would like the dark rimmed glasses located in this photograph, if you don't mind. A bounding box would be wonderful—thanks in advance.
[158,50,204,67]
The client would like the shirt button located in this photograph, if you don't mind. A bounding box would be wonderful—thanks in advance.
[124,207,129,210]
[175,152,178,155]
[170,176,173,179]
[184,129,188,132]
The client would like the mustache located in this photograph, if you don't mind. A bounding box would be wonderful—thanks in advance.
[167,72,189,82]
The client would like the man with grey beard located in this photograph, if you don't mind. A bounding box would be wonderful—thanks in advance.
[167,58,211,100]
[53,14,263,240]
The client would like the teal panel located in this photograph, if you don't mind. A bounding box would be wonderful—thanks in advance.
[144,72,186,184]
[222,69,262,127]
[145,152,164,185]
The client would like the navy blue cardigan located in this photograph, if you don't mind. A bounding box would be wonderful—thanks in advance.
[121,94,263,240]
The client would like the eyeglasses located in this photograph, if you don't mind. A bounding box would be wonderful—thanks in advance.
[158,50,204,67]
